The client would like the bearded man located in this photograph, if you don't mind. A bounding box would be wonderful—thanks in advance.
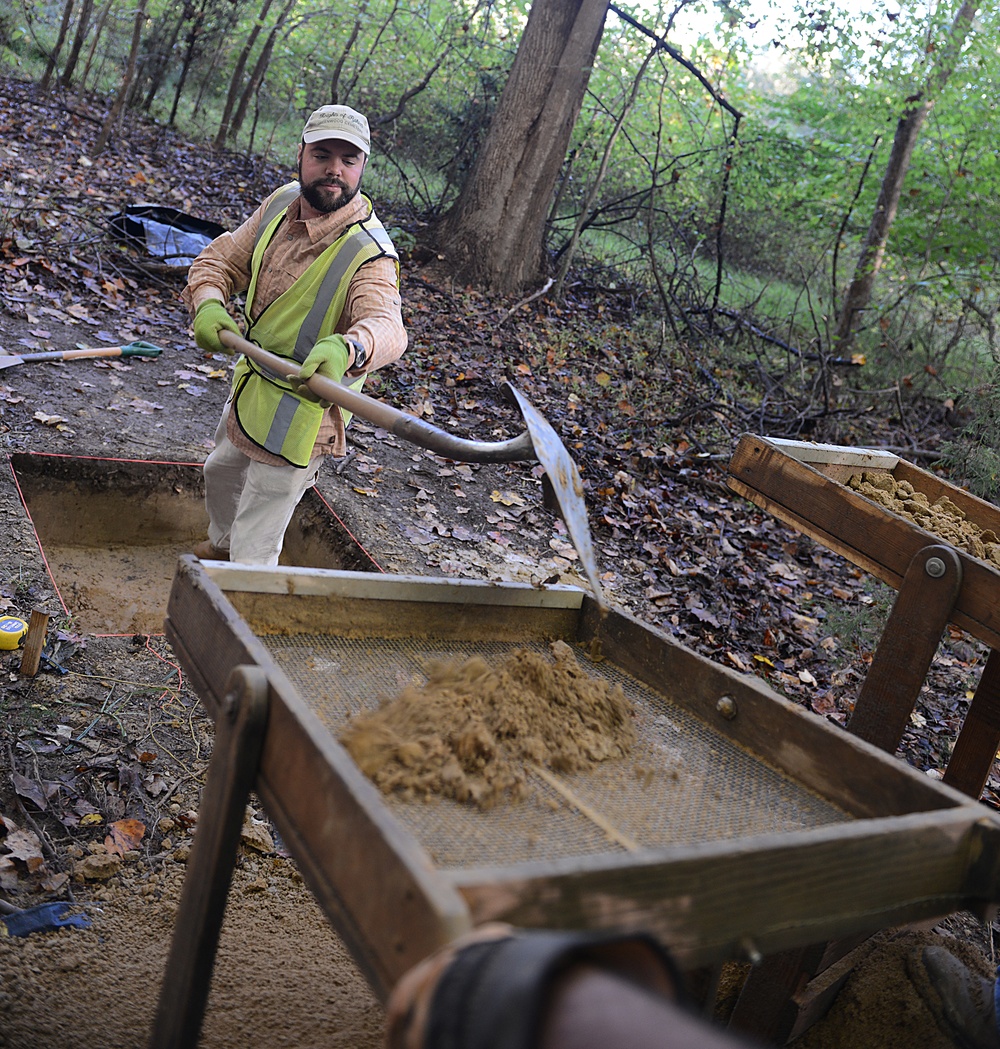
[183,104,406,565]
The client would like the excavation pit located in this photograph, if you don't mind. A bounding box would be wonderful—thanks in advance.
[12,453,372,635]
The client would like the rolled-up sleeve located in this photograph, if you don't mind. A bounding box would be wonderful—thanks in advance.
[341,258,408,373]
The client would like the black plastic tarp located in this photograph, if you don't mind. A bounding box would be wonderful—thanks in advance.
[109,205,226,266]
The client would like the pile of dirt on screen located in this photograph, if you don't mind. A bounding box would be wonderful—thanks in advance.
[848,471,1000,568]
[339,639,636,809]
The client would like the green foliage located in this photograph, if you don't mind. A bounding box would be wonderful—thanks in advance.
[939,382,1000,504]
[6,0,1000,415]
[820,576,895,658]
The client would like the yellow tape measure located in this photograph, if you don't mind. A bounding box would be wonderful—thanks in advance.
[0,616,28,650]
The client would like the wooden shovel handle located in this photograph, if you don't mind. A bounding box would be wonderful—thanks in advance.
[218,330,535,464]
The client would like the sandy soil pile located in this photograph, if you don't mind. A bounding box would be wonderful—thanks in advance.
[339,639,635,809]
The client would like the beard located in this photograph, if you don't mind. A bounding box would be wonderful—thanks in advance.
[298,160,361,214]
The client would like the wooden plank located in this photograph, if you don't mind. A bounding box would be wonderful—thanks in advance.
[727,929,875,1042]
[448,806,992,970]
[847,545,961,753]
[151,667,269,1049]
[727,435,1000,650]
[18,607,49,677]
[203,563,587,608]
[945,648,1000,800]
[727,946,822,1042]
[578,600,969,820]
[764,437,899,470]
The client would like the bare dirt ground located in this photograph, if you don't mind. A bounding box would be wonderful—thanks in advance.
[1,74,1000,1048]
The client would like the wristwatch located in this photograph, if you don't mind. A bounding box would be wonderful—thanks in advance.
[348,338,368,371]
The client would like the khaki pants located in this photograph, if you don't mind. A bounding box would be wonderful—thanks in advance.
[203,407,321,565]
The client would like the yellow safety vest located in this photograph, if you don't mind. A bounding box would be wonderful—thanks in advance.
[230,183,399,467]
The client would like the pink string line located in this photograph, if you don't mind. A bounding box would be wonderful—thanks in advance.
[310,483,386,572]
[6,453,71,616]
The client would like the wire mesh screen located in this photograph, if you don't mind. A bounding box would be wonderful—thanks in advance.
[261,633,851,870]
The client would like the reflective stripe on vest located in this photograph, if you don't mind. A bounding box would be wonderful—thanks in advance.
[293,220,396,359]
[254,182,300,250]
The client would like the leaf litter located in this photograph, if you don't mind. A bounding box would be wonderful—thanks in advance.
[0,73,995,1048]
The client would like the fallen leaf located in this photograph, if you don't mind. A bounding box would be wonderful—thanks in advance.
[2,827,46,871]
[143,773,169,795]
[491,490,526,506]
[726,651,750,672]
[40,871,70,893]
[549,537,578,560]
[105,818,145,857]
[128,398,164,413]
[11,772,57,811]
[32,410,70,426]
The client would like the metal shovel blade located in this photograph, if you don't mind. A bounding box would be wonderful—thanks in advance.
[502,382,607,610]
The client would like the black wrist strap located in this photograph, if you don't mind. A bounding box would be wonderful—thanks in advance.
[347,337,367,370]
[423,929,682,1049]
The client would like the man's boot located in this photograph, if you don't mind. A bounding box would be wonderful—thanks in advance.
[909,945,1000,1049]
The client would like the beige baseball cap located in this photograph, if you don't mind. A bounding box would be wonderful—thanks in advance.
[301,105,371,155]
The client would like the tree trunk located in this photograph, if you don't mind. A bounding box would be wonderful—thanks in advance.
[59,0,95,88]
[435,0,611,296]
[39,0,75,92]
[834,0,980,352]
[169,0,209,126]
[91,0,148,155]
[230,0,298,139]
[79,0,115,92]
[214,0,274,148]
[141,0,188,112]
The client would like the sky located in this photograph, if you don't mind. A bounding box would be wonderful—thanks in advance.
[669,0,905,52]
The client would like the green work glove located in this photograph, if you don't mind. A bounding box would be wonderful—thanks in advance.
[293,335,350,405]
[193,300,240,354]
[299,334,350,383]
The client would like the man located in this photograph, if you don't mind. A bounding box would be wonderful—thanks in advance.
[183,103,407,564]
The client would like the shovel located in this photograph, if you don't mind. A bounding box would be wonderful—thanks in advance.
[219,329,607,607]
[0,340,163,371]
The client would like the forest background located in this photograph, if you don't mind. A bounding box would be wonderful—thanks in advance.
[4,0,998,486]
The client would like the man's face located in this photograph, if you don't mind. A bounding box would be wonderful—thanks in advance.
[297,140,366,217]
